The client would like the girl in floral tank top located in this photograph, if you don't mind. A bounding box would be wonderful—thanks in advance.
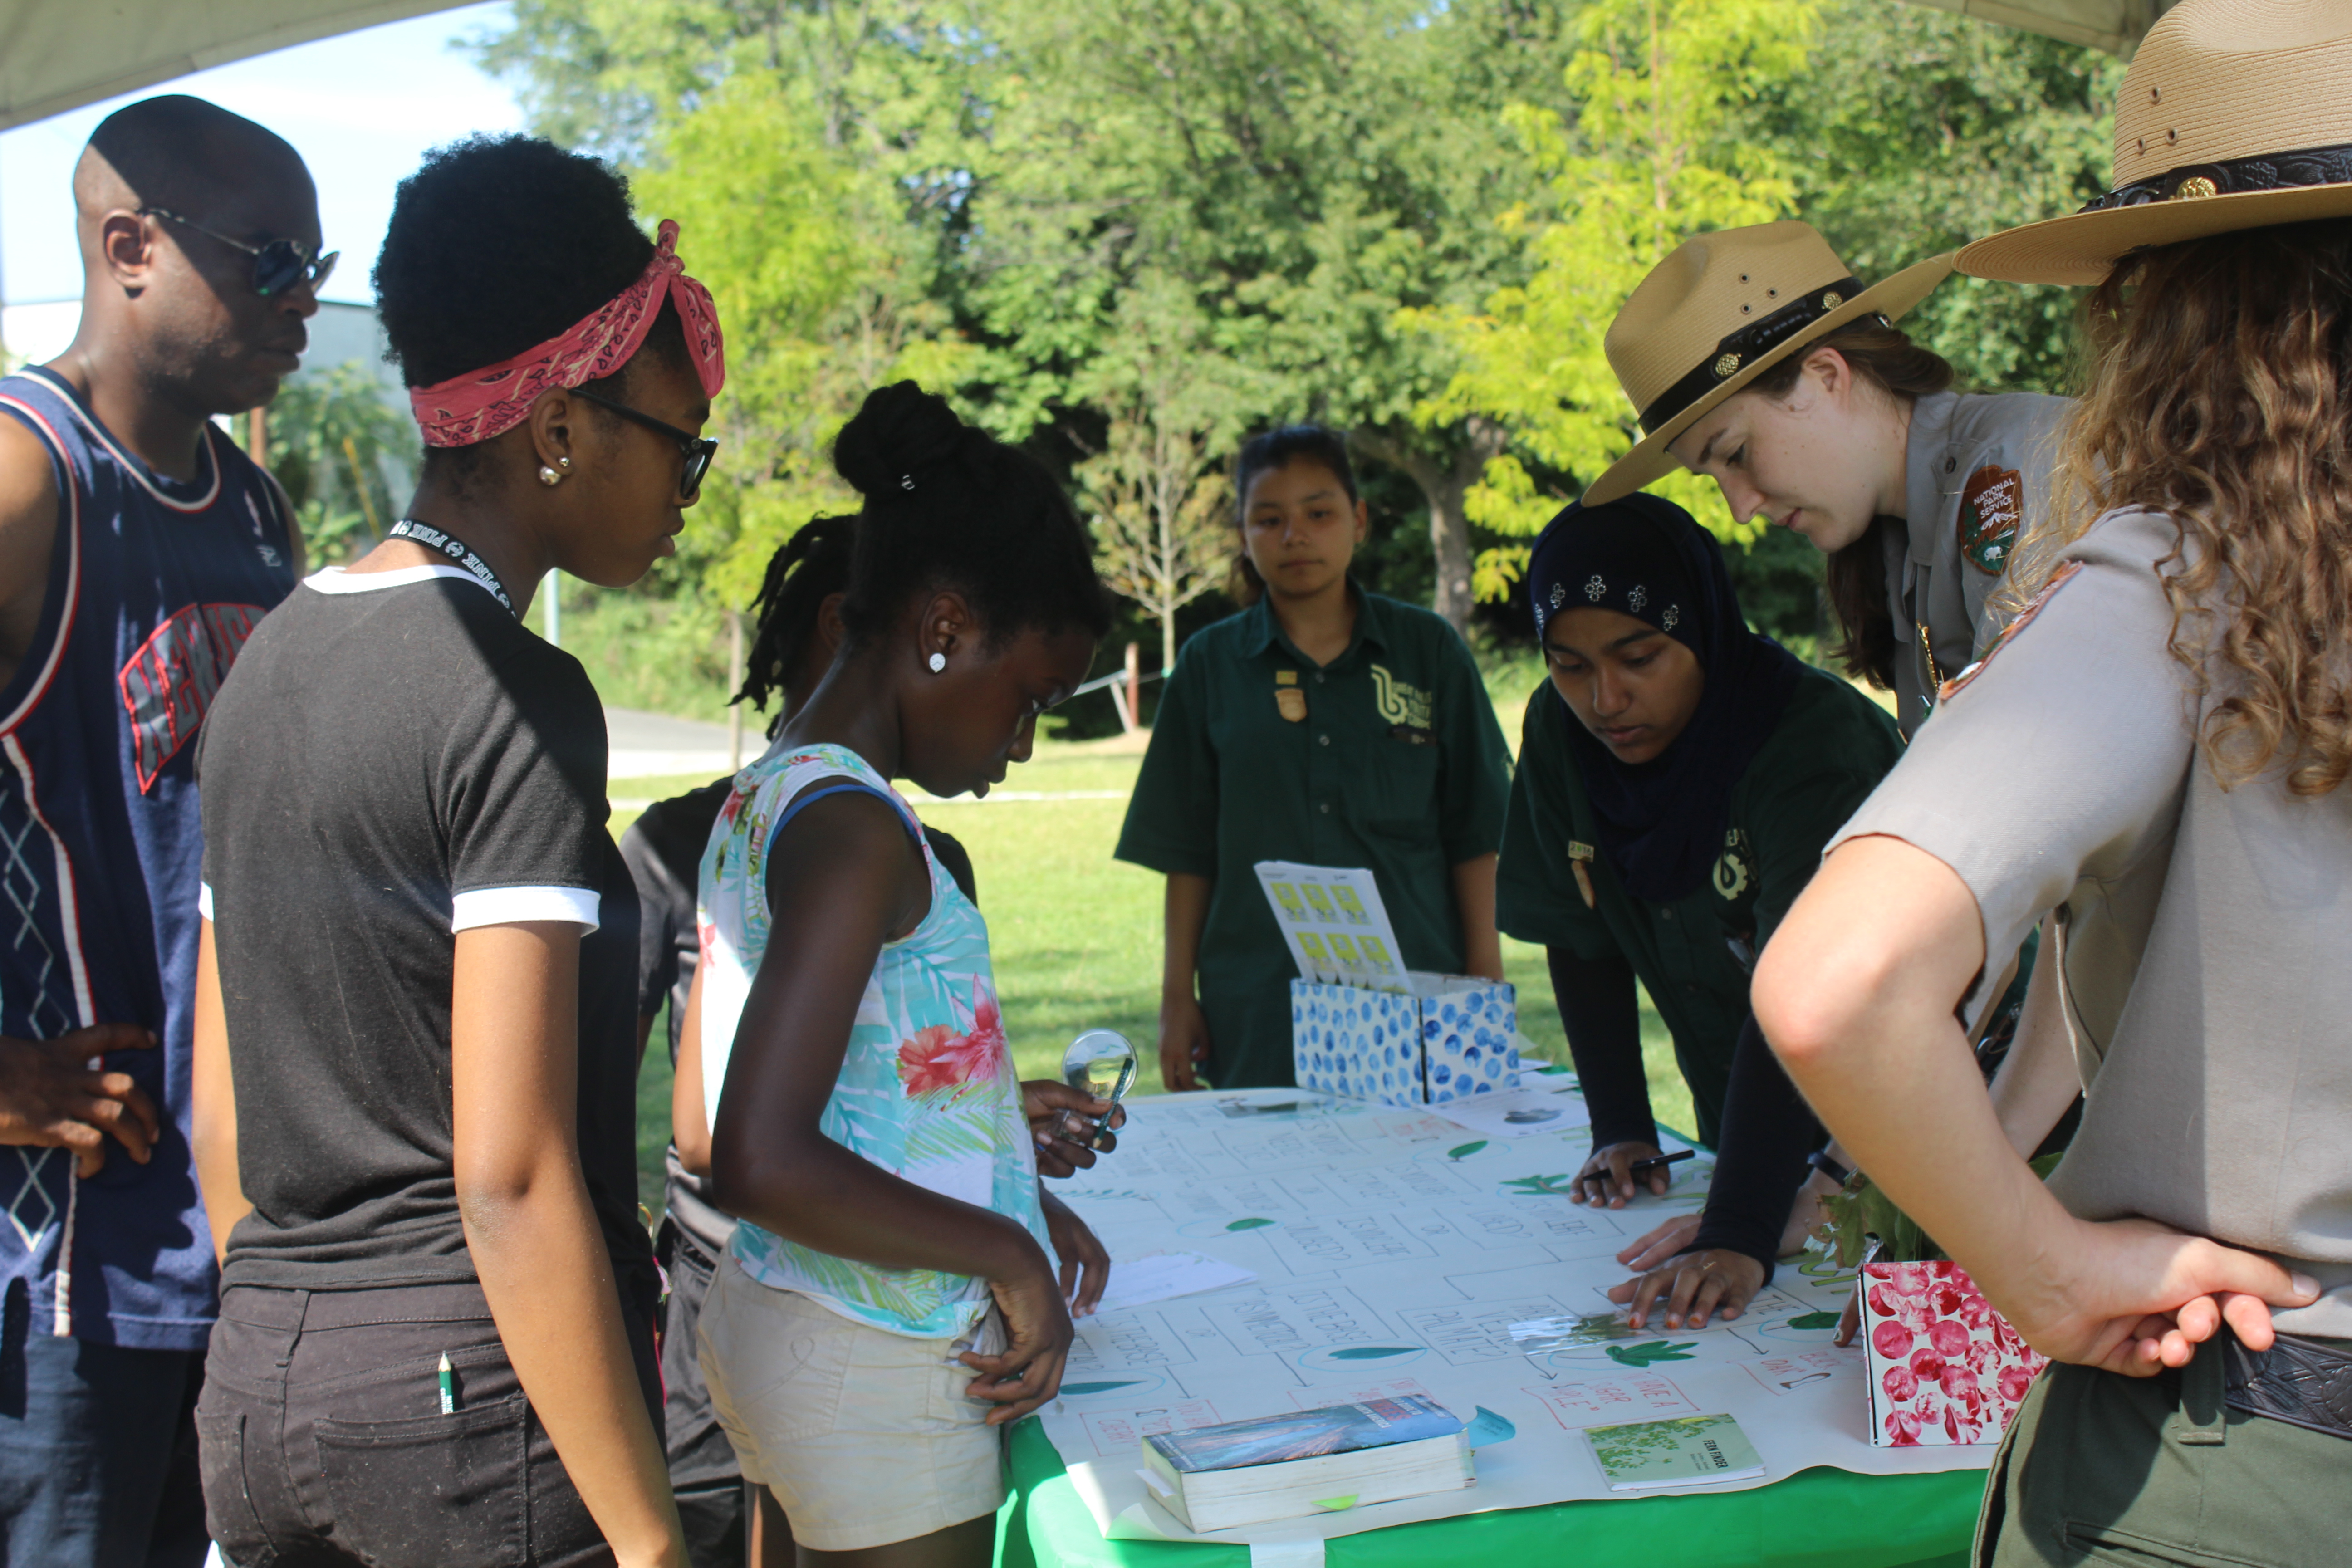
[697,741,1048,1336]
[688,382,1117,1563]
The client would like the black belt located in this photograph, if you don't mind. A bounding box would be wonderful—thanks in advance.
[2223,1332,2352,1441]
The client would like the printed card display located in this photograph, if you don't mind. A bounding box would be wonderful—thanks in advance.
[1582,1412,1765,1492]
[1255,862,1410,993]
[1291,975,1517,1107]
[1860,1261,2047,1447]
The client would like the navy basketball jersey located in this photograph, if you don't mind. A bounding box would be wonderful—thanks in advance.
[0,366,296,1345]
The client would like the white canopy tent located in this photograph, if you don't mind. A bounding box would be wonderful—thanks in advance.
[1906,0,2181,56]
[0,0,467,131]
[0,0,2180,134]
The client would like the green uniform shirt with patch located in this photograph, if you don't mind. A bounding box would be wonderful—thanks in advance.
[1116,588,1513,1089]
[1495,666,1902,1146]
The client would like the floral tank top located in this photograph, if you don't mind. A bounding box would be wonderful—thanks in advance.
[696,742,1046,1338]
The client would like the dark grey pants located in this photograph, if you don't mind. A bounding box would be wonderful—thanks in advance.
[196,1280,658,1568]
[1979,1334,2348,1567]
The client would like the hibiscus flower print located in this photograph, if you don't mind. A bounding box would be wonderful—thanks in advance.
[896,980,1009,1102]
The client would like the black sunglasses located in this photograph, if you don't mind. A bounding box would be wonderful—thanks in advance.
[140,207,337,299]
[572,388,719,502]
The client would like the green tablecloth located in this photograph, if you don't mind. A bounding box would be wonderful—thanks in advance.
[1000,1421,1986,1568]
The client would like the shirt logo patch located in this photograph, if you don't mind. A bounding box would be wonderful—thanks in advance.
[117,602,268,792]
[1959,465,2024,574]
[1369,664,1433,733]
[1937,560,2084,707]
[1711,827,1754,902]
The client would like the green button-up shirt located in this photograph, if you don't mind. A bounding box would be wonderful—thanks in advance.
[1116,588,1513,1088]
[1495,666,1902,1146]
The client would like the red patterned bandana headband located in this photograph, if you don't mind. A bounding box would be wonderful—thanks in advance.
[408,218,726,448]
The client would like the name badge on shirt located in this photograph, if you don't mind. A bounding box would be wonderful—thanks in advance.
[1275,667,1307,722]
[1568,841,1597,908]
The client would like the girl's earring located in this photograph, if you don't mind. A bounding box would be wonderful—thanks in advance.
[538,464,564,486]
[927,652,947,673]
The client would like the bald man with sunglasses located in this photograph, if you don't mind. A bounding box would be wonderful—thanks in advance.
[0,94,318,1567]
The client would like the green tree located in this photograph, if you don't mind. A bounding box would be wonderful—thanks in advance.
[1412,0,1822,602]
[1071,285,1240,673]
[260,363,413,564]
[966,0,1574,631]
[1748,0,2119,396]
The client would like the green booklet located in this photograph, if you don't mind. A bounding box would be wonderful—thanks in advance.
[1582,1412,1765,1492]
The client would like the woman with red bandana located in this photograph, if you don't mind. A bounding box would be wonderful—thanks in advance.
[189,137,726,1567]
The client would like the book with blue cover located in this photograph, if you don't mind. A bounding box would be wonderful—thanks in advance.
[1139,1396,1473,1532]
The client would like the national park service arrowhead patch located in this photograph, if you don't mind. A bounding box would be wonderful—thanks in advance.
[1959,464,2024,574]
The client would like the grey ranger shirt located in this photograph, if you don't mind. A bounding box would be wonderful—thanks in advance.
[1884,389,2073,735]
[1838,507,2352,1338]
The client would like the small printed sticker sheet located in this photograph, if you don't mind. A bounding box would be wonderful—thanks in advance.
[1254,861,1410,992]
[1041,1087,1992,1550]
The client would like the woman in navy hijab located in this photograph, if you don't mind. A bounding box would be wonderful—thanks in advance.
[1496,494,1903,1329]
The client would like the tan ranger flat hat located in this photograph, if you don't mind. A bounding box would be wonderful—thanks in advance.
[1959,0,2352,285]
[1583,221,1953,505]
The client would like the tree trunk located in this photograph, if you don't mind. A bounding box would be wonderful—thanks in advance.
[1354,419,1505,636]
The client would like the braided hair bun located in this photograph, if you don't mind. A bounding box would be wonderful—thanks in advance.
[832,382,1110,652]
[832,381,971,497]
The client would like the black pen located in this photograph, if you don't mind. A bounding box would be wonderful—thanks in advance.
[1629,1149,1695,1177]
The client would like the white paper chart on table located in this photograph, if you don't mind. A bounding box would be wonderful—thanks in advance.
[1039,1088,1991,1551]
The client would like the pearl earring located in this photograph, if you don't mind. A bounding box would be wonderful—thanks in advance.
[538,465,563,486]
[927,652,947,673]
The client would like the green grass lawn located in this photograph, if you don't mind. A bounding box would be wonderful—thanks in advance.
[618,729,1697,1215]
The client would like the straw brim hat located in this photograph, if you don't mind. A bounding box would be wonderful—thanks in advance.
[1584,240,1954,507]
[1959,0,2352,285]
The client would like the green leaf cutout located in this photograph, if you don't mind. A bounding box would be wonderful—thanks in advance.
[1447,1140,1489,1161]
[1786,1312,1842,1331]
[1225,1217,1275,1231]
[1328,1346,1420,1361]
[1313,1495,1359,1512]
[1500,1173,1579,1197]
[1058,1381,1147,1396]
[1605,1340,1699,1367]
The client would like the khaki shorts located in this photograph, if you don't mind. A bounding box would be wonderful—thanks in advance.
[697,1251,1008,1552]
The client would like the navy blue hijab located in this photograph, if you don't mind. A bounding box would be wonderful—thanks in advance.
[1527,494,1805,903]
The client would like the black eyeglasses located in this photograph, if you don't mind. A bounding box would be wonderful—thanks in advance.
[572,388,719,502]
[139,207,337,299]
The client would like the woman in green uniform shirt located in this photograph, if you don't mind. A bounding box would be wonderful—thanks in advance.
[1499,493,1901,1330]
[1117,426,1513,1090]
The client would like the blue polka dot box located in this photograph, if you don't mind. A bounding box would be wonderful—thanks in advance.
[1289,975,1519,1108]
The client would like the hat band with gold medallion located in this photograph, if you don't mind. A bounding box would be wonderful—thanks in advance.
[2075,139,2352,212]
[1638,275,1863,435]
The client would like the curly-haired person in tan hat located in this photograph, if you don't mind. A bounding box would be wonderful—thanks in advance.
[1756,2,2352,1560]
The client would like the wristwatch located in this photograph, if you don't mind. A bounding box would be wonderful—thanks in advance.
[1805,1149,1853,1186]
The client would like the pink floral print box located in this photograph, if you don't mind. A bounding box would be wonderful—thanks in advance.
[1861,1261,2047,1447]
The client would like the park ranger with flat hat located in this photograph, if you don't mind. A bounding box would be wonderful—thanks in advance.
[1588,220,2070,738]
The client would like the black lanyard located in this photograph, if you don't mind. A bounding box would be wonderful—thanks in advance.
[388,518,515,617]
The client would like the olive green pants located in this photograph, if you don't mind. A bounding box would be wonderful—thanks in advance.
[1977,1336,2348,1567]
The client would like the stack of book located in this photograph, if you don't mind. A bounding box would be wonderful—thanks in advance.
[1138,1395,1475,1533]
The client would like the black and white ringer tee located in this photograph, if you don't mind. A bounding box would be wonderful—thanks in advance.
[198,563,649,1292]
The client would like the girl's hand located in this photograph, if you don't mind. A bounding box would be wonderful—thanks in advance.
[1040,1190,1111,1316]
[1609,1249,1765,1331]
[1573,1139,1669,1207]
[1985,1215,2318,1376]
[1022,1081,1123,1177]
[1159,994,1210,1091]
[1616,1212,1701,1272]
[964,1257,1078,1425]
